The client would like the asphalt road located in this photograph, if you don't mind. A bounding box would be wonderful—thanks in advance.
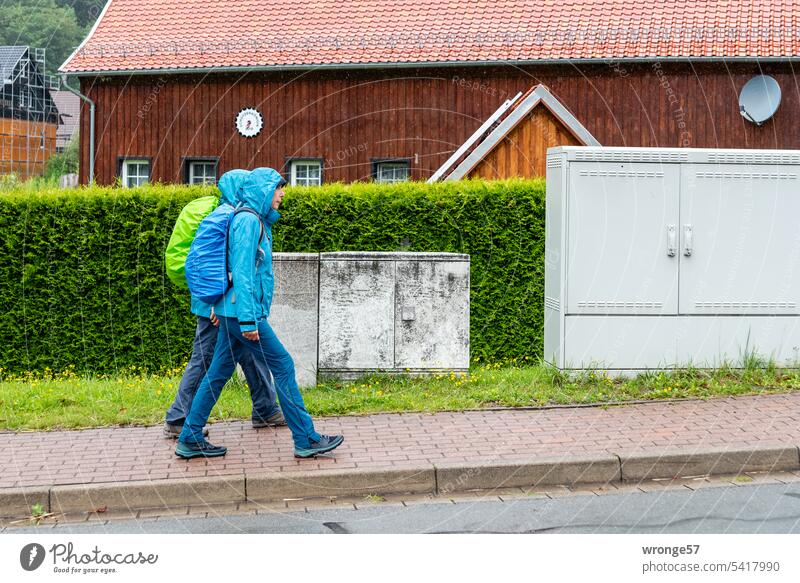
[8,480,800,534]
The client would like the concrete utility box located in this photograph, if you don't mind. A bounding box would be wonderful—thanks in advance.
[546,146,800,371]
[270,253,319,388]
[318,252,470,379]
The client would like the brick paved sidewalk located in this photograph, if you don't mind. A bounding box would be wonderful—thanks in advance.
[2,393,799,490]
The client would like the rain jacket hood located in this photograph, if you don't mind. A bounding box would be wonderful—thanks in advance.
[217,169,250,207]
[240,167,283,226]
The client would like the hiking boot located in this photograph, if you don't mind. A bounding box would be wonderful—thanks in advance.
[163,422,208,439]
[252,410,287,428]
[294,434,344,458]
[175,439,227,459]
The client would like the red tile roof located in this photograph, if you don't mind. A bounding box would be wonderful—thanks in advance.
[61,0,800,73]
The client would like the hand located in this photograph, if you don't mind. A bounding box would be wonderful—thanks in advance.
[210,308,219,327]
[243,330,260,342]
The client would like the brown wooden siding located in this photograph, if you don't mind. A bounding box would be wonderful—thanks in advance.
[0,119,57,178]
[468,106,584,179]
[79,63,800,185]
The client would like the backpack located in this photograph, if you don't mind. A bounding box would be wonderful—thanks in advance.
[184,205,265,305]
[164,195,219,288]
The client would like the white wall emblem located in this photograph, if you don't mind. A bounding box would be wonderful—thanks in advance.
[235,108,263,138]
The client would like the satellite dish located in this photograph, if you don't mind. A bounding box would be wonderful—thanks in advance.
[739,75,781,125]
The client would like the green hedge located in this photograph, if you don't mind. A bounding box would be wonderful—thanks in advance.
[0,179,545,374]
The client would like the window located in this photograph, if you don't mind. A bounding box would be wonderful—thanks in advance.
[187,160,218,185]
[120,159,150,188]
[373,159,410,183]
[289,159,322,187]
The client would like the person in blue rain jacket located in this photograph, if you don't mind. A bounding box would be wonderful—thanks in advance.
[176,167,343,459]
[164,169,285,438]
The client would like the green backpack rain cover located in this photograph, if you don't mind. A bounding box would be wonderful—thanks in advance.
[165,195,219,288]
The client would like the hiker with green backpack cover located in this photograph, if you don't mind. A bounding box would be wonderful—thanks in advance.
[163,169,285,439]
[175,167,344,459]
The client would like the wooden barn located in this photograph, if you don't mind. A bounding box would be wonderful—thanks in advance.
[60,0,800,186]
[1,47,59,179]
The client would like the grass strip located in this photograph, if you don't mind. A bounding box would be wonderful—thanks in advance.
[2,359,799,431]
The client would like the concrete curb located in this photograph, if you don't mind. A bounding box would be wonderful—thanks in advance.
[50,476,245,515]
[619,445,800,482]
[247,466,436,501]
[0,487,49,519]
[435,454,620,492]
[2,445,800,519]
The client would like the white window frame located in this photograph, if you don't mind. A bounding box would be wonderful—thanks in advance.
[375,160,410,184]
[120,159,150,188]
[289,159,322,187]
[188,160,218,185]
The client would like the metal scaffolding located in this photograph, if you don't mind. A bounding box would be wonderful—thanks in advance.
[1,46,60,179]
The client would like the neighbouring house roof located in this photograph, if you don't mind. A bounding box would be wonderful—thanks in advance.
[0,46,28,83]
[52,90,81,148]
[61,0,800,75]
[435,84,600,181]
[1,46,60,124]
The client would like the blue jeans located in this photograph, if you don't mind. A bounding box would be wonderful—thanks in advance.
[166,316,280,425]
[179,317,321,448]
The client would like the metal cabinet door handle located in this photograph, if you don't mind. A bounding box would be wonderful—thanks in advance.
[683,224,693,256]
[667,224,677,257]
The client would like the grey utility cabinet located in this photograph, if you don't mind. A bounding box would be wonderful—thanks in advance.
[545,146,800,371]
[270,253,320,388]
[317,252,470,379]
[251,252,470,387]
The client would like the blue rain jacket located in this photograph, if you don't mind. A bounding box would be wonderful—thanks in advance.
[190,169,251,318]
[213,168,283,332]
